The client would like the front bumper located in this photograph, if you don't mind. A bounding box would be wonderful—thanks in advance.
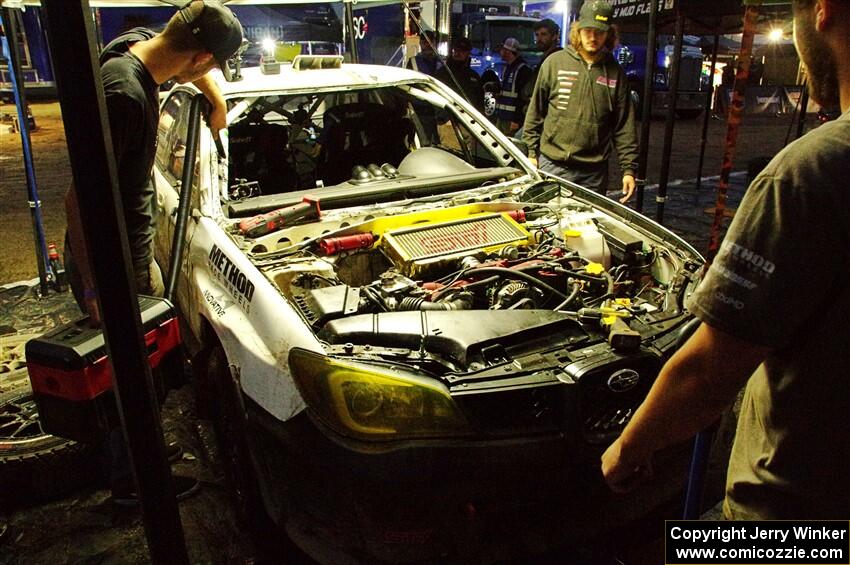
[247,398,692,564]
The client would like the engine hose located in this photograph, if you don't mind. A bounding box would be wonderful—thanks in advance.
[552,269,606,283]
[554,282,582,312]
[456,267,570,301]
[362,286,388,312]
[430,275,501,302]
[398,293,473,311]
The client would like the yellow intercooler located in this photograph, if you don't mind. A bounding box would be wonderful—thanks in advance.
[381,213,532,277]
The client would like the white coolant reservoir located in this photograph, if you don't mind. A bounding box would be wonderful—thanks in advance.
[558,213,610,268]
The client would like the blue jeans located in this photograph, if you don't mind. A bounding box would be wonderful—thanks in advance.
[538,154,609,196]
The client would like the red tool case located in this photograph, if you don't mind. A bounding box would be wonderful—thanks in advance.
[26,295,181,442]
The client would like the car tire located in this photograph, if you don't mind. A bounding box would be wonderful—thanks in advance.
[0,385,101,506]
[207,346,275,536]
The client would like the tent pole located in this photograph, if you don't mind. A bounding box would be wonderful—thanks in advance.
[344,0,359,63]
[0,7,52,296]
[706,1,761,263]
[655,9,685,225]
[696,32,721,191]
[41,2,190,561]
[635,0,659,214]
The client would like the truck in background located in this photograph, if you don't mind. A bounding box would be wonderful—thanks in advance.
[454,11,543,117]
[614,33,708,119]
[457,13,542,78]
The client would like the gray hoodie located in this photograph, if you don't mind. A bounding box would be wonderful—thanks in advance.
[522,46,638,176]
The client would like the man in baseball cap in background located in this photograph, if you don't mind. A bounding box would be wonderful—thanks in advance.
[64,0,243,506]
[523,0,639,202]
[495,37,533,135]
[435,35,486,113]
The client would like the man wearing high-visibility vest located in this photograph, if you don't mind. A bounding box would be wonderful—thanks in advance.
[495,37,532,136]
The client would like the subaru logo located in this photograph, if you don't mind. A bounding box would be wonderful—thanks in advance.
[607,369,640,393]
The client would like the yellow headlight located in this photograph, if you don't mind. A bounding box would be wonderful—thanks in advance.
[289,349,471,440]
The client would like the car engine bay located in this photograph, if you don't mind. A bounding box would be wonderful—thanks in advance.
[220,176,703,441]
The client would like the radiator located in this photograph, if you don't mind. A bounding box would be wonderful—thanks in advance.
[382,213,532,277]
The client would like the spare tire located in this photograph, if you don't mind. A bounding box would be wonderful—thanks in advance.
[0,385,101,507]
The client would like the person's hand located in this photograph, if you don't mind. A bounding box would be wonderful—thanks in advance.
[83,288,102,328]
[529,156,538,168]
[601,437,653,493]
[509,121,520,134]
[208,100,227,135]
[619,174,636,204]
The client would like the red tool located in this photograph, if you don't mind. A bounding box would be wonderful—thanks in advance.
[239,196,321,238]
[319,233,375,255]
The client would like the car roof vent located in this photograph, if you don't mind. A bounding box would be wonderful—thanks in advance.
[292,55,344,71]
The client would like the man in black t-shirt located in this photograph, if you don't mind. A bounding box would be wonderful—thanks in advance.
[63,0,243,506]
[602,0,850,519]
[65,0,242,322]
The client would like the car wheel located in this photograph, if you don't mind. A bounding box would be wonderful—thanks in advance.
[483,91,497,118]
[0,385,100,506]
[207,346,271,530]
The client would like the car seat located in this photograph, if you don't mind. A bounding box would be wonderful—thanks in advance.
[228,120,298,195]
[319,102,413,185]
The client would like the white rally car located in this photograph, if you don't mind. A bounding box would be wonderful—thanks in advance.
[154,56,709,563]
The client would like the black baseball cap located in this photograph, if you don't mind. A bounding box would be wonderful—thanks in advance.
[451,36,473,51]
[179,0,244,81]
[578,0,614,32]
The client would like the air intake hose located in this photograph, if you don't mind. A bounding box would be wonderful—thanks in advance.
[398,292,473,311]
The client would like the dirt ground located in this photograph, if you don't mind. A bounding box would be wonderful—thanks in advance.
[0,99,812,285]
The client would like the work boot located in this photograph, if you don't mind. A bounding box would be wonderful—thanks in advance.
[112,474,201,507]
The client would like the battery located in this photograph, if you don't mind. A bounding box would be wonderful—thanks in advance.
[26,295,181,442]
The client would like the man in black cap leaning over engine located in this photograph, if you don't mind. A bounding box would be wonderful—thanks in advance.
[64,0,244,506]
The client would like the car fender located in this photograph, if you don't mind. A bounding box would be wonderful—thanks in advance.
[191,222,324,423]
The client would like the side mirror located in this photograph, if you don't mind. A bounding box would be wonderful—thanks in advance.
[510,138,529,156]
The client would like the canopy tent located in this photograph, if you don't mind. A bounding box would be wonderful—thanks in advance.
[616,0,792,35]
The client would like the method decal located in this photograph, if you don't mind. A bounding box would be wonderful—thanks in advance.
[208,245,256,312]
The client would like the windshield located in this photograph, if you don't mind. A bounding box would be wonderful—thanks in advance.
[470,21,539,53]
[224,82,512,200]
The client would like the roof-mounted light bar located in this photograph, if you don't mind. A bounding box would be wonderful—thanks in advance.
[292,55,344,71]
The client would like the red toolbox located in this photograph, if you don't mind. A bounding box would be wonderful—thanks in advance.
[26,295,181,442]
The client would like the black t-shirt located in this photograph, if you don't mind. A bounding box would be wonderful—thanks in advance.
[100,28,160,271]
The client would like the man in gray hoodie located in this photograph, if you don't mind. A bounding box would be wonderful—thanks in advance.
[522,0,638,202]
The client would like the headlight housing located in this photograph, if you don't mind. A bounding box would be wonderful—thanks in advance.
[289,349,471,441]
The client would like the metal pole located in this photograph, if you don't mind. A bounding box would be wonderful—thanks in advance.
[436,0,450,49]
[695,32,721,191]
[165,96,204,302]
[655,10,685,225]
[795,82,809,139]
[635,0,659,214]
[0,7,51,296]
[40,3,189,563]
[343,0,359,63]
[706,2,760,264]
